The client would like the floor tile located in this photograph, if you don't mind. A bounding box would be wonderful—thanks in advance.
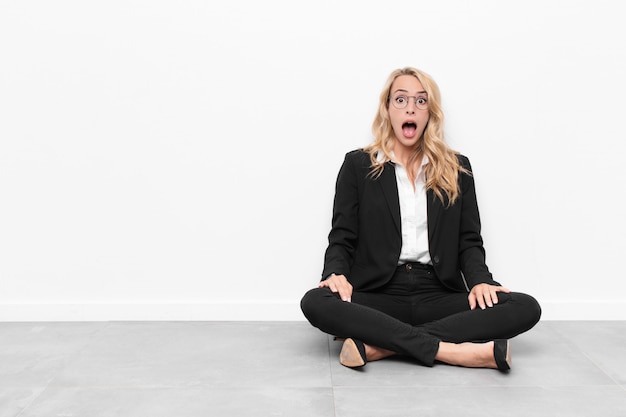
[17,387,334,417]
[333,386,626,417]
[552,321,626,385]
[49,321,331,388]
[0,387,45,417]
[0,322,105,388]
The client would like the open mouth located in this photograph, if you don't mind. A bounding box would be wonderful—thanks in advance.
[402,122,417,138]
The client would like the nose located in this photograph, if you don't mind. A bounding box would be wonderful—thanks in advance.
[405,99,417,114]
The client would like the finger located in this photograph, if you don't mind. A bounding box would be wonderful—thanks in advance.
[490,286,512,305]
[320,279,337,293]
[480,288,495,307]
[490,288,499,306]
[485,291,494,308]
[468,293,477,310]
[338,285,352,302]
[476,290,487,310]
[319,278,336,289]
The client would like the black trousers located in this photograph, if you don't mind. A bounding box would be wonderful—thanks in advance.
[300,262,542,366]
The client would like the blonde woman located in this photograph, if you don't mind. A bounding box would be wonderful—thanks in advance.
[301,67,541,370]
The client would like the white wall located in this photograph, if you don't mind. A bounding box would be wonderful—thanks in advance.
[1,0,624,321]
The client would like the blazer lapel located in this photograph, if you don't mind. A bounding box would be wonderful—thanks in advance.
[427,188,442,240]
[379,164,401,233]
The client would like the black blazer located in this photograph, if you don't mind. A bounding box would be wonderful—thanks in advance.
[322,149,499,293]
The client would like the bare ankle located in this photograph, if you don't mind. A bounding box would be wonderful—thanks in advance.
[364,343,396,362]
[435,341,497,369]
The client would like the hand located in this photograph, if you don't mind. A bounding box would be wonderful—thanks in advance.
[469,283,511,310]
[319,274,353,302]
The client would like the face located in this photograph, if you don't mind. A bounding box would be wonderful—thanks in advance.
[387,75,430,155]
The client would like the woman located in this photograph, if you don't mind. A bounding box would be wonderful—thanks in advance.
[300,67,541,370]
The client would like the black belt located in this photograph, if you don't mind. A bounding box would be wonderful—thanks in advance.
[398,262,434,271]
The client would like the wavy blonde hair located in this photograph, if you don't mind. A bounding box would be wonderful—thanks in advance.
[364,67,468,206]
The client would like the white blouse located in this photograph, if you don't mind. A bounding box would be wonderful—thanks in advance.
[393,155,431,265]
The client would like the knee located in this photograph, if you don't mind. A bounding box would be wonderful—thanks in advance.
[512,292,542,329]
[300,287,331,325]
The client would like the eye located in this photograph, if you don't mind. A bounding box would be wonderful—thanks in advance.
[394,95,407,104]
[417,97,428,105]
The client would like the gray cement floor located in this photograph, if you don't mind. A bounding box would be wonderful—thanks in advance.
[1,321,625,416]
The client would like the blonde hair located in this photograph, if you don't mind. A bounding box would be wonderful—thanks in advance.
[364,67,468,206]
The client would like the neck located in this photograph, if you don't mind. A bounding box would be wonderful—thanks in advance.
[394,152,422,190]
[393,145,422,172]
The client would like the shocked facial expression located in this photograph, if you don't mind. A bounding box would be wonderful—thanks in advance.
[387,75,430,154]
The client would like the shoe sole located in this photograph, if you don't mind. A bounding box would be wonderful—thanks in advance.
[505,341,512,369]
[339,338,366,368]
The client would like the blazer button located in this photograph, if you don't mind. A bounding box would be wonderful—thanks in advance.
[433,256,440,264]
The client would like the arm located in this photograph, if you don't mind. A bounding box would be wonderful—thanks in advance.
[457,156,510,309]
[320,152,361,301]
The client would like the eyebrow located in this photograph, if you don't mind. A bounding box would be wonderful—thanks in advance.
[393,88,427,95]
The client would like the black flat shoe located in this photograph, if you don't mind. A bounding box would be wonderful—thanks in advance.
[339,338,367,368]
[494,340,511,371]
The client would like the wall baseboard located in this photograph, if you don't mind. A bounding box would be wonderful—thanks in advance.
[538,301,626,320]
[0,300,625,322]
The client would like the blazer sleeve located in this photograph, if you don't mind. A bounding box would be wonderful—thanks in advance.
[321,151,361,280]
[457,155,500,288]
